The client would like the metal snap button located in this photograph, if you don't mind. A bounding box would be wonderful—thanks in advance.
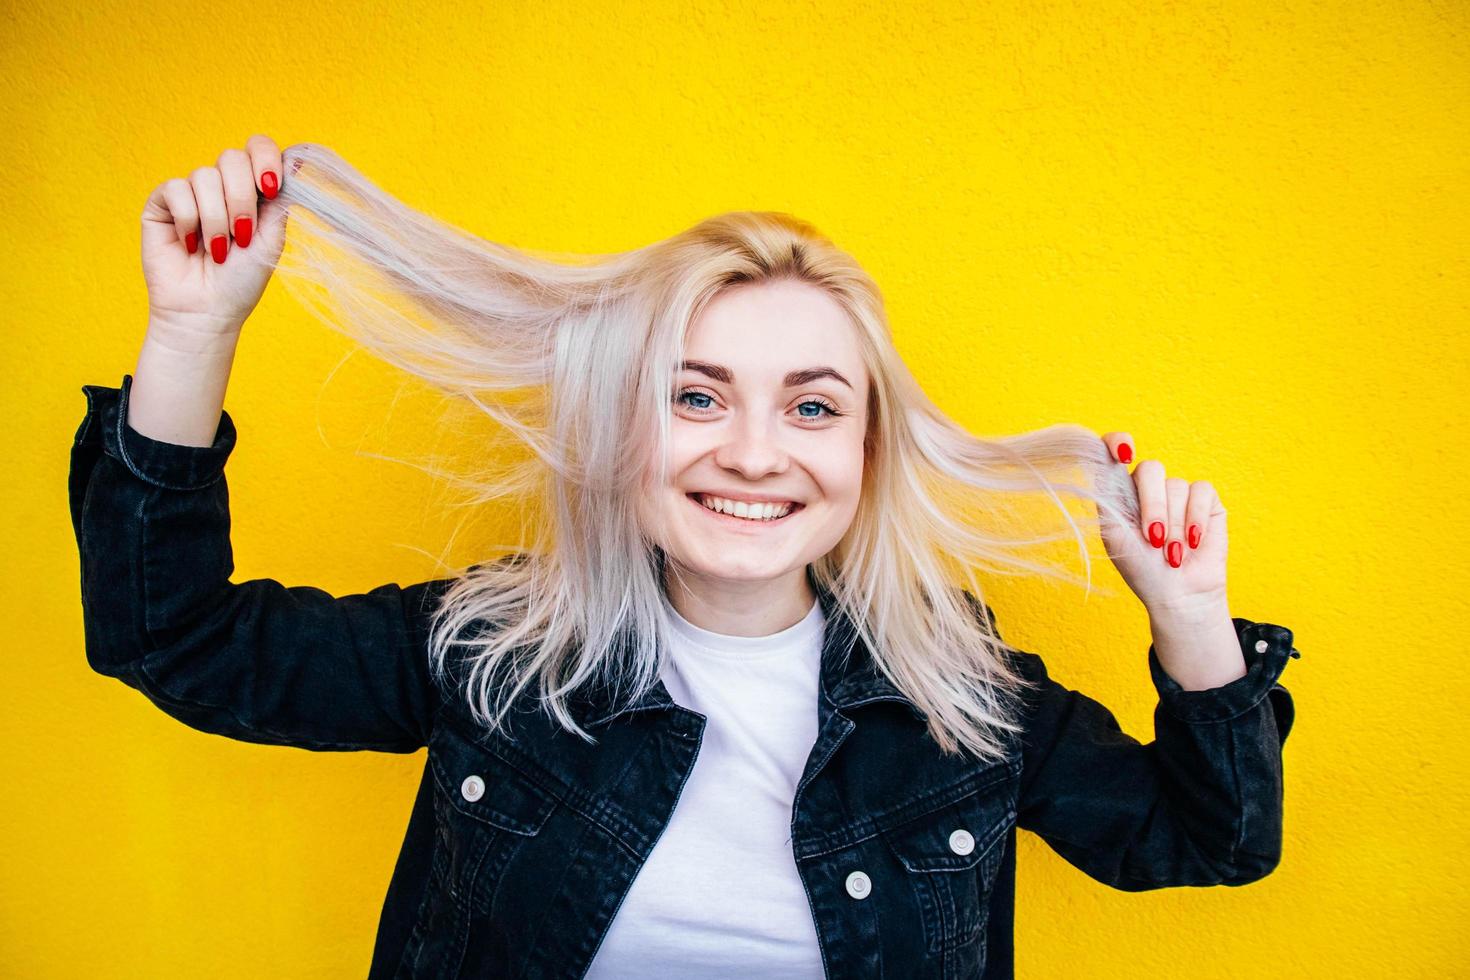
[1254,639,1269,654]
[461,774,485,802]
[949,829,975,855]
[845,871,872,900]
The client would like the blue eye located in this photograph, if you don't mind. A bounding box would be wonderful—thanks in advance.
[796,399,841,418]
[674,389,843,420]
[677,390,715,411]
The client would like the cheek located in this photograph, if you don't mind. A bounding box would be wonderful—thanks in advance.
[664,433,720,494]
[643,421,698,486]
[818,442,866,498]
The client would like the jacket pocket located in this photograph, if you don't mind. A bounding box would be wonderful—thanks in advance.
[397,721,560,979]
[880,765,1017,958]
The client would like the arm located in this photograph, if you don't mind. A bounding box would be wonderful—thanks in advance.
[997,606,1299,890]
[69,372,467,753]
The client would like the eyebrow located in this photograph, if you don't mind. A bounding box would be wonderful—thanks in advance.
[680,360,854,390]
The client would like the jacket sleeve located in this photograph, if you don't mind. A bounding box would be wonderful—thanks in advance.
[1000,604,1299,891]
[69,373,465,754]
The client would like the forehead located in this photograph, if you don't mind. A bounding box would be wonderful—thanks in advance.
[684,280,865,383]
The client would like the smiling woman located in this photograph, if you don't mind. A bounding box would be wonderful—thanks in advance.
[73,139,1296,980]
[249,144,1137,765]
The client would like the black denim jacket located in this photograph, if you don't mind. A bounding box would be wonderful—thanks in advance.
[69,374,1299,980]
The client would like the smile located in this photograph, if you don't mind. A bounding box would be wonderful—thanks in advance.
[687,493,805,525]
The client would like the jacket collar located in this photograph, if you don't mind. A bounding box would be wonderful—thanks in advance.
[578,576,915,730]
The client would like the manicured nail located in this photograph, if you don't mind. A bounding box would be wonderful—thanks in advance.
[184,230,199,255]
[1148,521,1165,548]
[1187,524,1201,549]
[1117,442,1132,464]
[234,216,253,248]
[261,170,279,199]
[210,234,228,264]
[1167,541,1182,567]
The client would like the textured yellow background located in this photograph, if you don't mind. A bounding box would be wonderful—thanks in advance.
[6,0,1466,976]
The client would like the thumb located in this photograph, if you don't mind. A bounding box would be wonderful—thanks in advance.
[253,195,290,268]
[140,183,188,254]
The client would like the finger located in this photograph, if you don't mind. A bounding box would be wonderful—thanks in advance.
[189,165,230,264]
[142,177,201,256]
[1184,480,1218,550]
[245,133,284,201]
[217,147,257,251]
[1133,459,1168,549]
[1164,476,1189,568]
[1101,431,1135,465]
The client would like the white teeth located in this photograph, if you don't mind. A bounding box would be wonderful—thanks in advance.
[695,494,794,521]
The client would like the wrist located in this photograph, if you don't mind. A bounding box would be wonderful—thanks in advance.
[129,331,238,449]
[1145,591,1232,631]
[1148,604,1247,692]
[145,315,244,358]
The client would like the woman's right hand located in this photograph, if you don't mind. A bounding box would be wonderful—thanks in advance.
[140,134,291,342]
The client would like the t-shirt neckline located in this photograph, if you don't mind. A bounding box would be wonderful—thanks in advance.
[662,592,824,661]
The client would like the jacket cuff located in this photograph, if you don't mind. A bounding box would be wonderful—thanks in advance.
[76,373,236,491]
[1148,617,1300,724]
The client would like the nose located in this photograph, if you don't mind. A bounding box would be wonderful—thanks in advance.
[712,413,790,481]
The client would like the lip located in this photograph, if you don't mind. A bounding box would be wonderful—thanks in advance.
[691,490,803,505]
[686,492,804,528]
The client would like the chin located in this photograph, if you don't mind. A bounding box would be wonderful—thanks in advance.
[665,528,798,575]
[671,554,798,584]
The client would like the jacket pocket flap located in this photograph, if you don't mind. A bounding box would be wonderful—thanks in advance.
[428,721,559,836]
[882,779,1015,873]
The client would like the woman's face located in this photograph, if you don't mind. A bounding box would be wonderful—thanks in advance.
[653,278,870,589]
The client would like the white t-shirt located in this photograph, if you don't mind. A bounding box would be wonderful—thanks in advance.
[582,592,827,979]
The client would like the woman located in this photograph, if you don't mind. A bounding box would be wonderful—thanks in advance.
[70,135,1300,979]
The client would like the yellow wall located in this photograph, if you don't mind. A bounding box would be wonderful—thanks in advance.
[7,1,1465,975]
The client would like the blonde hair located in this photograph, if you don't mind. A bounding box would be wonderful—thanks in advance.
[267,142,1142,763]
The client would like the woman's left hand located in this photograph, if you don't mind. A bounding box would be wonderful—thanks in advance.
[1097,433,1230,620]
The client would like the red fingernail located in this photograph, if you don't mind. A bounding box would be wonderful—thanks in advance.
[1187,524,1201,548]
[234,216,253,248]
[1167,540,1182,567]
[1117,442,1132,464]
[210,234,228,264]
[185,230,199,255]
[1148,521,1166,548]
[261,170,279,199]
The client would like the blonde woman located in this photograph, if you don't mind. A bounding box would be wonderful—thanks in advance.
[70,134,1300,979]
